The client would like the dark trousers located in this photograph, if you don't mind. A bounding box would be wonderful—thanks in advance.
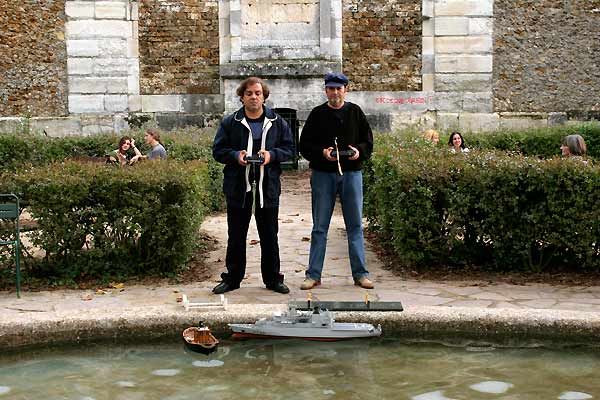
[222,196,283,287]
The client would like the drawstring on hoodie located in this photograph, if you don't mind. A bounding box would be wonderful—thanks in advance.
[334,137,343,176]
[235,109,276,210]
[251,179,257,215]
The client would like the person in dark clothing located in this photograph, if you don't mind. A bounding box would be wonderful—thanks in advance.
[212,77,294,295]
[299,72,375,290]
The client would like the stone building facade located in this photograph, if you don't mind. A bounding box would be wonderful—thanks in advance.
[0,0,68,118]
[0,0,599,135]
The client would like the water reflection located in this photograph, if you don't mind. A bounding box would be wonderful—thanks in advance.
[0,339,598,399]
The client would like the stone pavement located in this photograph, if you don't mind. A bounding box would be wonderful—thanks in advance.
[2,170,600,315]
[2,171,600,347]
[198,171,600,313]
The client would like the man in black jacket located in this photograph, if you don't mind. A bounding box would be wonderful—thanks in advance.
[212,77,294,294]
[299,72,374,290]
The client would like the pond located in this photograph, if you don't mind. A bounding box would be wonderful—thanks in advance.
[0,339,598,399]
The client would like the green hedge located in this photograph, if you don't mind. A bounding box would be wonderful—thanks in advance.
[0,129,226,286]
[0,134,116,170]
[364,136,600,271]
[447,123,600,160]
[0,127,216,163]
[0,128,224,212]
[1,160,211,282]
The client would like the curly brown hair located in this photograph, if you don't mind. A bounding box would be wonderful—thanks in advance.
[118,136,132,154]
[236,77,270,102]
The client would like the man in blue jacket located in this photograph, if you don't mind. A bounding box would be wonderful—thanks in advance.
[212,77,294,294]
[299,72,374,290]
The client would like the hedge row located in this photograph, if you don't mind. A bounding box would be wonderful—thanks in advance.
[0,128,224,212]
[0,160,212,283]
[0,127,215,165]
[425,123,600,160]
[364,136,600,271]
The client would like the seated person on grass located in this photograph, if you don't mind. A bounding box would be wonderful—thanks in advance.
[143,129,167,160]
[560,134,587,158]
[422,129,440,145]
[107,136,142,166]
[448,131,470,153]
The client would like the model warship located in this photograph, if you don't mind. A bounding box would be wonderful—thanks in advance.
[228,298,401,340]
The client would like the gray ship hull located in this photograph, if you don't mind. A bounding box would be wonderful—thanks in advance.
[229,322,382,340]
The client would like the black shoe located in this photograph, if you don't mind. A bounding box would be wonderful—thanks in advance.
[212,281,239,294]
[267,282,290,294]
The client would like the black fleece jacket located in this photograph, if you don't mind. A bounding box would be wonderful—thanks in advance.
[299,101,373,173]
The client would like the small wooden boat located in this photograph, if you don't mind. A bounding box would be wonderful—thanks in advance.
[182,322,219,355]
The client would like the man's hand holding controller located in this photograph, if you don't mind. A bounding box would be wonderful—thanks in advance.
[239,149,271,166]
[326,145,360,161]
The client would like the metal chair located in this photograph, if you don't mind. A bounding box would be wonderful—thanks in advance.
[0,194,21,298]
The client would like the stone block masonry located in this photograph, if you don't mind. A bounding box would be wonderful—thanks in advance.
[342,0,422,92]
[3,0,600,135]
[493,0,600,113]
[431,0,494,114]
[138,0,220,95]
[0,0,68,117]
[65,0,138,115]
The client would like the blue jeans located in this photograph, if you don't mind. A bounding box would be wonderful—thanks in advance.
[306,170,369,281]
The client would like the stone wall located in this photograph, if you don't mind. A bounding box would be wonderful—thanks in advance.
[0,0,68,117]
[139,0,220,95]
[342,0,421,91]
[64,0,139,135]
[240,0,320,60]
[429,0,495,132]
[494,0,600,113]
[4,1,600,135]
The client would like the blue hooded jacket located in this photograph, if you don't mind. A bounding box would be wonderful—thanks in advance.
[213,106,294,208]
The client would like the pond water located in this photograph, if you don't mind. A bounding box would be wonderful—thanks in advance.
[0,339,598,399]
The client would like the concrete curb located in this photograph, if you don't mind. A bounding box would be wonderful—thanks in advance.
[3,305,600,349]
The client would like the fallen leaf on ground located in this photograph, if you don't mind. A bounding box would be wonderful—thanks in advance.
[109,282,124,289]
[95,289,108,295]
[288,213,300,216]
[301,237,310,242]
[249,239,260,245]
[294,269,304,273]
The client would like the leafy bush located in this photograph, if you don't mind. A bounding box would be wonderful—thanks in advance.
[448,123,600,160]
[1,160,211,282]
[0,128,224,212]
[365,136,600,271]
[0,134,115,170]
[0,127,217,164]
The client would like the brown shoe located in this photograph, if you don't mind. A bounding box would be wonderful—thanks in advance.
[354,277,374,289]
[300,278,321,290]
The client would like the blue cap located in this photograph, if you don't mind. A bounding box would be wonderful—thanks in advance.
[324,72,349,88]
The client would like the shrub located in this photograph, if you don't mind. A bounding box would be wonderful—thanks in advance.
[0,128,225,212]
[449,123,600,160]
[365,137,600,271]
[1,160,211,282]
